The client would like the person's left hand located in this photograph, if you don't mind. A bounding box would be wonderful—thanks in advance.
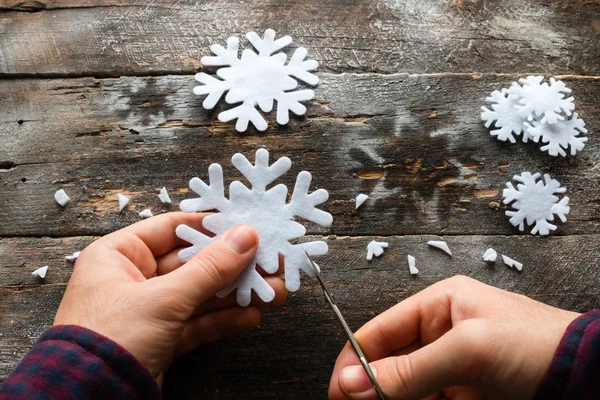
[54,212,287,381]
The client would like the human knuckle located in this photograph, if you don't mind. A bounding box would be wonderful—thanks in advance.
[449,275,476,287]
[390,355,416,394]
[194,250,229,285]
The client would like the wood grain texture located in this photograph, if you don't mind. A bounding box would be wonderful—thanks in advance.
[1,234,599,395]
[1,74,599,237]
[1,0,599,397]
[0,0,599,77]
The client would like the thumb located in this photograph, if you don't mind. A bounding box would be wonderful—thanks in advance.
[156,225,258,311]
[338,327,475,400]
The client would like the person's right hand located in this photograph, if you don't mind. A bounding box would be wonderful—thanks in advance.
[329,276,580,400]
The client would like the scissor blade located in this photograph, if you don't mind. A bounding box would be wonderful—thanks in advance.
[304,251,387,400]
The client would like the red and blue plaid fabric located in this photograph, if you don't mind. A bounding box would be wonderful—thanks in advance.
[2,312,600,399]
[0,325,160,399]
[535,310,600,399]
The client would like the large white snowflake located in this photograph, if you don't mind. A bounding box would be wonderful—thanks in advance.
[480,86,530,143]
[509,76,575,124]
[502,172,569,236]
[193,29,319,132]
[177,148,332,306]
[526,113,588,157]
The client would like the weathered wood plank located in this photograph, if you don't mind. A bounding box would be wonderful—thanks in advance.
[0,0,599,76]
[1,234,599,397]
[0,236,96,285]
[1,74,599,236]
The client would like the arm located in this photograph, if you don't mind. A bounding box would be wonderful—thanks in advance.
[329,276,581,400]
[1,212,286,399]
[1,326,160,399]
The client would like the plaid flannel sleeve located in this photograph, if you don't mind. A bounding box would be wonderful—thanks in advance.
[534,310,600,400]
[0,325,160,399]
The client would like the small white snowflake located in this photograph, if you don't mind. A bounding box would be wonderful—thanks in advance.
[526,113,588,157]
[193,29,319,132]
[502,172,570,235]
[509,76,575,124]
[481,87,530,143]
[177,148,332,306]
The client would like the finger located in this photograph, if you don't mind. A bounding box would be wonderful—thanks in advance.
[338,321,483,400]
[150,225,258,312]
[157,248,284,277]
[390,340,421,357]
[354,284,452,360]
[329,290,446,399]
[113,211,212,257]
[192,276,288,315]
[328,340,421,400]
[92,212,212,279]
[330,277,482,400]
[86,234,159,280]
[175,306,262,357]
[156,248,187,276]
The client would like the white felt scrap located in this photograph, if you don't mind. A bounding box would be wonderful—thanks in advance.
[158,187,172,204]
[355,194,369,209]
[65,251,81,262]
[54,189,70,207]
[503,172,569,235]
[427,240,452,256]
[32,266,48,279]
[193,29,319,132]
[117,193,129,212]
[482,248,497,262]
[177,148,332,306]
[366,241,388,261]
[407,255,418,275]
[502,254,523,271]
[139,209,153,218]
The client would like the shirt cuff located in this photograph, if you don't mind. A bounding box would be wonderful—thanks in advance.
[1,325,161,400]
[534,310,600,399]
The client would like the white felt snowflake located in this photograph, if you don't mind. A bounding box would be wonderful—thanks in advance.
[526,113,588,157]
[502,172,570,235]
[177,148,332,306]
[509,76,575,124]
[481,87,531,143]
[193,29,319,132]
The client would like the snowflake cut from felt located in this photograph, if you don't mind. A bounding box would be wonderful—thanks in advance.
[526,113,588,157]
[193,29,319,132]
[502,172,569,236]
[509,76,575,124]
[177,148,332,306]
[481,87,531,143]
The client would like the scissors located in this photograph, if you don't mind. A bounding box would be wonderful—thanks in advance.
[304,251,387,400]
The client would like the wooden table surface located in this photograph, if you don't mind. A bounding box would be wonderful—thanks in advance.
[1,0,600,398]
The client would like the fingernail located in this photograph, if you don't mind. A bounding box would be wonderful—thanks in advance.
[340,366,376,396]
[223,225,257,254]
